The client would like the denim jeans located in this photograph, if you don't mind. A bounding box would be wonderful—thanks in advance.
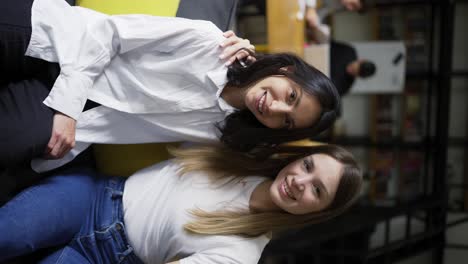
[0,170,143,263]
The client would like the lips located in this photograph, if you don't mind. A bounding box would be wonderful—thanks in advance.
[280,179,295,200]
[256,91,267,114]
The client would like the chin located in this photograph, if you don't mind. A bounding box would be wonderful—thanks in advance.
[257,118,271,129]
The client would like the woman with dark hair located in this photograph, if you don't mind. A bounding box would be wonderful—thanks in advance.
[0,144,361,263]
[0,0,340,174]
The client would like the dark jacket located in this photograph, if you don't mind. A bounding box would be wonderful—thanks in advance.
[330,40,357,96]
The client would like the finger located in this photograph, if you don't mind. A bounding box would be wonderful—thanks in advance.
[223,49,245,65]
[225,45,256,66]
[225,56,237,66]
[48,137,64,159]
[219,46,232,60]
[219,35,239,48]
[57,140,73,159]
[225,51,250,66]
[223,30,235,38]
[44,133,58,155]
[221,44,248,60]
[233,39,253,52]
[47,137,75,159]
[233,50,250,62]
[221,33,248,49]
[63,137,76,156]
[221,41,249,59]
[246,55,257,63]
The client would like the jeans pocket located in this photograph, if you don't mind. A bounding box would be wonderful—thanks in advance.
[78,222,135,264]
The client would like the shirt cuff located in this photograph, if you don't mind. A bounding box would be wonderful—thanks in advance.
[43,70,93,120]
[305,0,317,8]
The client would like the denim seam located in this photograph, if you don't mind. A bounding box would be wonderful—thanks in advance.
[72,178,130,263]
[53,244,69,264]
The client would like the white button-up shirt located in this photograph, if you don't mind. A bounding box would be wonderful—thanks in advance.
[26,0,236,172]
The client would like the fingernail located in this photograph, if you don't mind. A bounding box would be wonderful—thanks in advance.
[225,61,232,66]
[219,54,225,59]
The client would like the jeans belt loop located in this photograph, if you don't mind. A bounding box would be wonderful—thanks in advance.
[111,190,124,199]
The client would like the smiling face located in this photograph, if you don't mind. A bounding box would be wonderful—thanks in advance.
[244,76,322,129]
[269,154,343,215]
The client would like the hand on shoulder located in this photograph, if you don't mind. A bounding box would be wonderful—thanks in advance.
[219,30,256,66]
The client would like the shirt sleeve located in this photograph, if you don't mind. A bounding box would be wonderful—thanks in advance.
[33,0,220,120]
[305,0,317,8]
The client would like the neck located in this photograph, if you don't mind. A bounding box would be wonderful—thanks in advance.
[249,180,281,213]
[221,84,246,109]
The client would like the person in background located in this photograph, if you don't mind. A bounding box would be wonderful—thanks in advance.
[330,40,376,96]
[0,144,362,264]
[305,0,367,29]
[305,0,373,44]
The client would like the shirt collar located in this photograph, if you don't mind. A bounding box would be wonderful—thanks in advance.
[207,68,237,113]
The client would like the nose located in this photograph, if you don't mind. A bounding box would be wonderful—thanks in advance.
[291,176,306,192]
[269,100,292,114]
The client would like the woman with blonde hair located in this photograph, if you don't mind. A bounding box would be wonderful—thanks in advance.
[0,144,361,263]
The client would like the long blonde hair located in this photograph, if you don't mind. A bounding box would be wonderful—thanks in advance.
[169,144,362,238]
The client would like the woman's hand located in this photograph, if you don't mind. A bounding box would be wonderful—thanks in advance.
[220,30,256,66]
[305,7,320,29]
[44,112,76,159]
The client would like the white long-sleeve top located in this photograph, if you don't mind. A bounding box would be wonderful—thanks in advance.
[305,0,317,8]
[26,0,236,172]
[123,160,270,264]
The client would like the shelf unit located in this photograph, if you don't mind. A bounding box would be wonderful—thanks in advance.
[260,0,466,263]
[444,0,468,250]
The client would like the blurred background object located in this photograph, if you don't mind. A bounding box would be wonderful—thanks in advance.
[237,0,468,263]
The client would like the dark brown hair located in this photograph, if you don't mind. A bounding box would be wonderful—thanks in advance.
[218,52,341,153]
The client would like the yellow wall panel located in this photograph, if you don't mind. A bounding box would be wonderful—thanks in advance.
[77,0,180,16]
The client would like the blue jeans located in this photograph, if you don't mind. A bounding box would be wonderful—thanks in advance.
[0,170,143,263]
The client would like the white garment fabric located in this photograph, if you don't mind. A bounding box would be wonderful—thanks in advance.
[297,0,317,19]
[305,0,317,8]
[123,160,270,264]
[26,0,236,172]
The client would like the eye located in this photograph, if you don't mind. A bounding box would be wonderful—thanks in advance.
[303,158,315,172]
[303,159,311,172]
[314,186,321,198]
[289,89,297,103]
